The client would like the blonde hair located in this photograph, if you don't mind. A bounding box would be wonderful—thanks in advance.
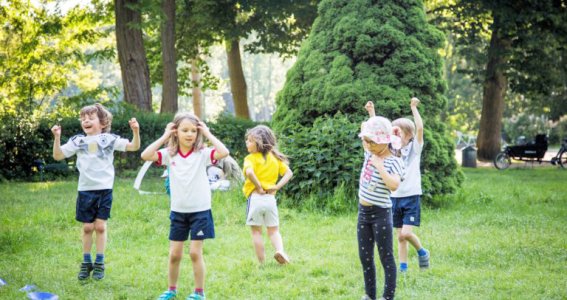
[245,125,289,164]
[392,118,416,139]
[80,103,112,133]
[168,112,204,157]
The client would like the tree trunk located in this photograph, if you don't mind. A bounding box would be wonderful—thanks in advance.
[160,0,178,114]
[226,39,250,119]
[191,59,203,119]
[115,0,152,111]
[476,15,511,161]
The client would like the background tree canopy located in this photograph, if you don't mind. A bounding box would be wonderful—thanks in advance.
[273,0,463,203]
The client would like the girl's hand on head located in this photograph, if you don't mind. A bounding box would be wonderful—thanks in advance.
[197,121,211,136]
[411,97,420,108]
[164,122,176,138]
[128,118,140,131]
[51,125,61,137]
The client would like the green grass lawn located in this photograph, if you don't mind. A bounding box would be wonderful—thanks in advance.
[1,168,566,299]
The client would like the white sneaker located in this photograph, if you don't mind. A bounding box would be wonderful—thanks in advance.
[274,251,290,264]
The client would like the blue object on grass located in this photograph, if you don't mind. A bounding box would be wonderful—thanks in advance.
[27,292,59,300]
[0,278,6,286]
[20,285,37,292]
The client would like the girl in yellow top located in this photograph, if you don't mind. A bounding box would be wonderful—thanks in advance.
[243,125,293,264]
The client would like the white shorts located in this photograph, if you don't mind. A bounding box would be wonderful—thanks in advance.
[246,194,279,227]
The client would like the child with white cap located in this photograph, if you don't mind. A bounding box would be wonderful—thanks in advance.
[357,115,405,300]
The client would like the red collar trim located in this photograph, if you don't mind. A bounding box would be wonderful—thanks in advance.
[178,148,194,158]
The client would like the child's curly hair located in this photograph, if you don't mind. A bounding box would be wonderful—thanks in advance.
[168,112,204,157]
[245,125,289,164]
[80,103,112,133]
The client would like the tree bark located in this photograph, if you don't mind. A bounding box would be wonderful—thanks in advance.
[226,39,250,119]
[115,0,152,111]
[160,0,178,114]
[476,14,511,161]
[191,59,203,118]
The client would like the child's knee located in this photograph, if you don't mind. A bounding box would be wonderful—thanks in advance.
[266,226,279,236]
[189,248,202,262]
[169,251,183,264]
[94,222,106,234]
[398,231,411,242]
[83,223,95,234]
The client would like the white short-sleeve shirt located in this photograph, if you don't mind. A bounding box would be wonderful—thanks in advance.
[391,139,423,197]
[157,147,217,213]
[61,133,129,191]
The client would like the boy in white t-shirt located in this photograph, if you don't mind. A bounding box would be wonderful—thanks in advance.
[51,103,140,281]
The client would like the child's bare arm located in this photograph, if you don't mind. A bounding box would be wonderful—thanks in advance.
[126,118,141,151]
[141,123,174,162]
[51,125,65,161]
[365,101,376,117]
[370,155,400,191]
[266,168,293,195]
[198,121,229,160]
[411,97,424,145]
[245,168,266,194]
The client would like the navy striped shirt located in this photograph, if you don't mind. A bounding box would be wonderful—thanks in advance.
[358,152,405,208]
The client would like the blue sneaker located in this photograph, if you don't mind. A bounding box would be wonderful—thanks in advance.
[187,292,205,300]
[418,249,430,269]
[158,290,177,300]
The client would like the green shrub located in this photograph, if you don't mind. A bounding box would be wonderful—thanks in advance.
[280,114,362,205]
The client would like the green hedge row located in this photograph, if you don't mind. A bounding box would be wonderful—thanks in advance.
[0,112,260,181]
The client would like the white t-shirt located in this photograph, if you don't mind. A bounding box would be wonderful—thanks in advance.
[391,139,423,197]
[157,147,217,213]
[61,134,129,191]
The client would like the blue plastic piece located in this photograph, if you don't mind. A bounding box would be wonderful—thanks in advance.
[27,292,59,300]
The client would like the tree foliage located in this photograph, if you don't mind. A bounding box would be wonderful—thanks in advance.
[0,0,116,116]
[273,0,463,202]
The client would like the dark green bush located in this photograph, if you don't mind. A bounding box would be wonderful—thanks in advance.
[279,113,362,209]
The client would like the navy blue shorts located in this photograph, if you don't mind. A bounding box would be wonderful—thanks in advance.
[75,189,113,223]
[392,195,421,228]
[169,210,215,241]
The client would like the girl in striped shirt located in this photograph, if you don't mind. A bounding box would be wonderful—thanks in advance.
[357,116,404,300]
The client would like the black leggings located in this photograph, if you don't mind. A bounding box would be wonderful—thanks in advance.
[357,203,396,300]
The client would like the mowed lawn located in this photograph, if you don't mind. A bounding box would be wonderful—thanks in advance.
[0,168,566,299]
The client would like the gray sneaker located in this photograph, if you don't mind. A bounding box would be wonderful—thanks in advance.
[418,249,430,269]
[361,295,373,300]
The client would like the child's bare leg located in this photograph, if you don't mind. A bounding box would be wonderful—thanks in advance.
[82,223,95,253]
[250,226,265,263]
[189,240,205,289]
[267,226,284,252]
[168,241,184,288]
[400,225,423,251]
[94,219,107,254]
[396,228,409,264]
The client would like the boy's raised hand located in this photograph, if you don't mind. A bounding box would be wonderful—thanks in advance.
[51,125,61,137]
[128,118,139,132]
[411,97,420,108]
[365,101,376,117]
